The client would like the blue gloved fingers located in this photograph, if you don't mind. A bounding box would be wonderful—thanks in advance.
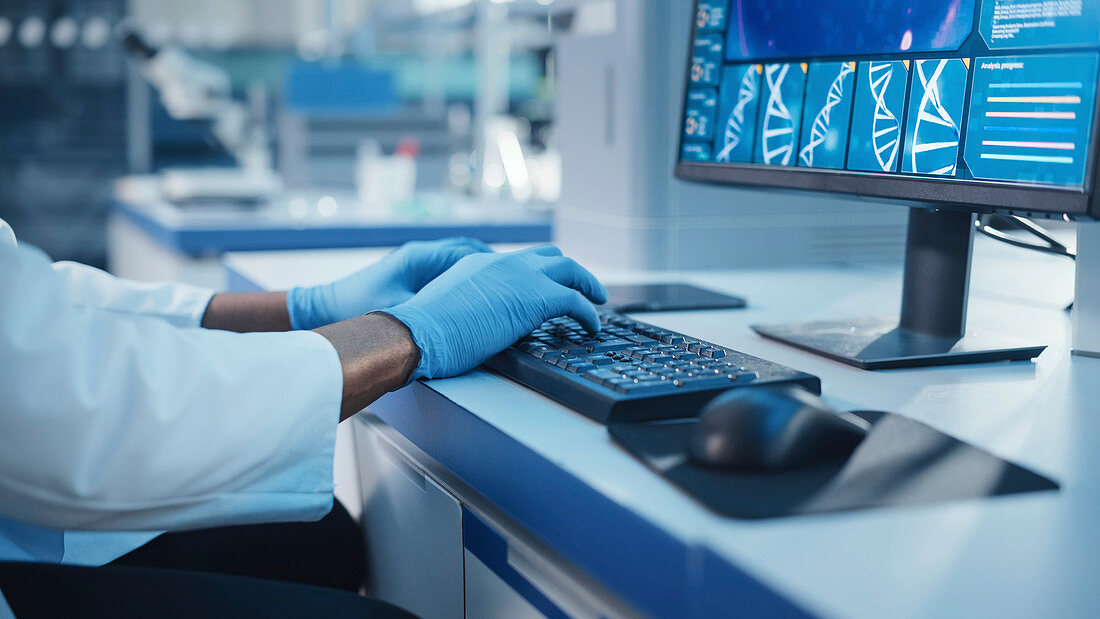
[538,256,608,305]
[399,237,494,291]
[290,238,496,331]
[438,238,494,259]
[417,237,490,255]
[526,244,564,257]
[392,237,490,257]
[426,239,493,273]
[549,287,602,333]
[446,237,493,253]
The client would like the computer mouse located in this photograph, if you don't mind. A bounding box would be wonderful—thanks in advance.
[687,387,871,472]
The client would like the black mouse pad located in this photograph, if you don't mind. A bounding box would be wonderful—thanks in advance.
[608,412,1058,520]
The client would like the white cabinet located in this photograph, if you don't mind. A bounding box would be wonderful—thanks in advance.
[353,420,465,619]
[353,415,638,619]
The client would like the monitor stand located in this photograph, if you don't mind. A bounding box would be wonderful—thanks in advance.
[751,208,1047,370]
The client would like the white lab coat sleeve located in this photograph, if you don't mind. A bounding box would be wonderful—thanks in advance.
[0,242,344,532]
[51,261,215,328]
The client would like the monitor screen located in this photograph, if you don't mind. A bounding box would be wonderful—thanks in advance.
[677,0,1100,217]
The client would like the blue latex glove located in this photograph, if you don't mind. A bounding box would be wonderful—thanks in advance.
[287,237,491,330]
[383,245,608,380]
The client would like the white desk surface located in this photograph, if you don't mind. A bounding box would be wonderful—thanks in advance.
[224,238,1099,618]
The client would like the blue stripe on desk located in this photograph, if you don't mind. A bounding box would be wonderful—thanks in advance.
[113,200,552,257]
[462,507,569,619]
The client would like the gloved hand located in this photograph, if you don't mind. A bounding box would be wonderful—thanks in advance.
[287,237,491,330]
[383,245,608,380]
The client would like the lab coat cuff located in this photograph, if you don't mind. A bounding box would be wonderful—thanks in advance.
[190,288,218,328]
[285,330,344,510]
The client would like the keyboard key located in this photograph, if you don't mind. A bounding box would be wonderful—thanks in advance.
[672,375,736,389]
[585,354,615,365]
[661,334,685,345]
[555,356,584,368]
[626,335,657,344]
[701,348,726,359]
[684,368,717,377]
[589,339,633,352]
[583,369,623,385]
[643,353,675,364]
[535,349,562,361]
[565,362,597,373]
[607,378,638,393]
[620,379,673,394]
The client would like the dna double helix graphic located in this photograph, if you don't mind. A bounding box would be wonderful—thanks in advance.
[716,67,758,162]
[799,63,854,167]
[869,62,901,172]
[910,59,960,176]
[761,64,796,165]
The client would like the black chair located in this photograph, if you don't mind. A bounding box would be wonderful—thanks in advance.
[0,561,416,618]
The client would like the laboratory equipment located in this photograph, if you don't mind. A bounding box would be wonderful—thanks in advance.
[484,313,820,424]
[121,29,281,203]
[677,0,1100,368]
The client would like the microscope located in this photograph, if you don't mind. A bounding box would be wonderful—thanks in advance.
[122,30,282,203]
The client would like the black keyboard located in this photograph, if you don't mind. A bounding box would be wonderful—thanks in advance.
[484,312,821,423]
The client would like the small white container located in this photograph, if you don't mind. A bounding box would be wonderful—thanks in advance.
[357,139,418,212]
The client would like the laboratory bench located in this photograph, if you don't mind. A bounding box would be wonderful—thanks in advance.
[223,237,1100,619]
[109,175,552,289]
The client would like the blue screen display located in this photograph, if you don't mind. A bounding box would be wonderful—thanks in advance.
[680,0,1100,188]
[848,61,910,173]
[964,53,1099,185]
[798,62,857,170]
[690,34,724,87]
[902,58,969,175]
[980,0,1100,50]
[725,0,976,61]
[684,89,719,143]
[753,63,807,166]
[715,64,763,163]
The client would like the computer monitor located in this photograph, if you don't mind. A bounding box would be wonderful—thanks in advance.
[676,0,1100,368]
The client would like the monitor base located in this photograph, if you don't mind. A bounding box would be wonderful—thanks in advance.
[752,316,1046,370]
